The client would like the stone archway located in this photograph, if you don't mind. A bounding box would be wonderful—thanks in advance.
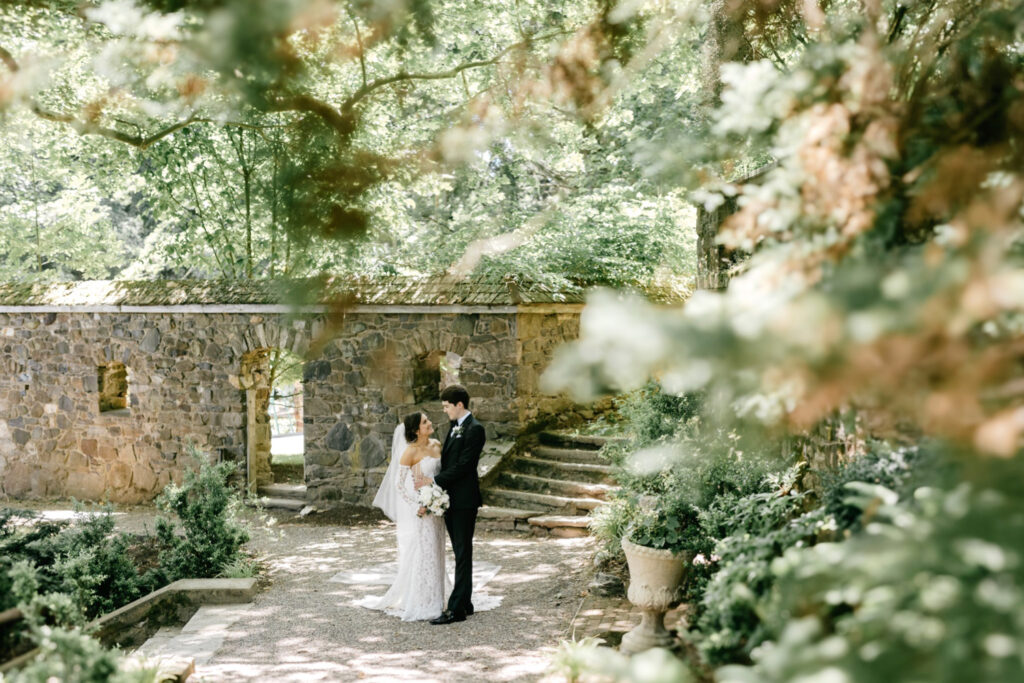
[239,349,272,493]
[231,319,313,493]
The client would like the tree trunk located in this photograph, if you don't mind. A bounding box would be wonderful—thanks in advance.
[696,0,751,291]
[696,197,738,291]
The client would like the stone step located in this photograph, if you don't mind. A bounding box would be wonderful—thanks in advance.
[539,431,629,451]
[483,488,604,514]
[496,472,617,500]
[508,456,614,484]
[527,514,592,538]
[257,483,308,500]
[531,445,608,465]
[250,496,306,511]
[476,505,544,533]
[478,505,545,521]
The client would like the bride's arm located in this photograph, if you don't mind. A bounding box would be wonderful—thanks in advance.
[396,465,420,506]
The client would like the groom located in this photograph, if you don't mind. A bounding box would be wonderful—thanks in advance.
[416,384,484,624]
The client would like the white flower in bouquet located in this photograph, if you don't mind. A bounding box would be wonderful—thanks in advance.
[418,483,450,516]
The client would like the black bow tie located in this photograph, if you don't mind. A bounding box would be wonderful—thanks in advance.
[450,420,458,428]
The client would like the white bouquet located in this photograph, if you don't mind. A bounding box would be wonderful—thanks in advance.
[418,483,450,516]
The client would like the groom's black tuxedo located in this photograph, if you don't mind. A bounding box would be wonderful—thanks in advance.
[434,414,485,509]
[433,413,485,618]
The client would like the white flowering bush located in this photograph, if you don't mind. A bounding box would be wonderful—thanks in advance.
[718,466,1024,683]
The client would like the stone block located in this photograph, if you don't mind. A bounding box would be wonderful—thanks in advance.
[69,471,107,501]
[2,462,32,496]
[305,450,342,468]
[326,422,354,451]
[303,360,331,382]
[132,464,157,493]
[356,435,386,469]
[382,385,413,404]
[453,315,477,336]
[139,327,161,353]
[108,462,132,490]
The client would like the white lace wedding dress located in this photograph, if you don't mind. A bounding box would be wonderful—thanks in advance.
[358,456,450,621]
[335,424,502,621]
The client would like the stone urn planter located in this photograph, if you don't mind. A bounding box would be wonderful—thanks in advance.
[619,537,688,654]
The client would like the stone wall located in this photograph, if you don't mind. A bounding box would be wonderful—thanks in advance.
[301,310,524,505]
[0,305,581,506]
[515,311,581,424]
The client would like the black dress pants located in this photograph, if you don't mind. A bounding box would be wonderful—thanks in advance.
[444,506,477,615]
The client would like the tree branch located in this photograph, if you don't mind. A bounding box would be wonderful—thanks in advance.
[32,105,198,149]
[266,93,355,137]
[350,12,368,89]
[0,45,18,72]
[338,29,566,111]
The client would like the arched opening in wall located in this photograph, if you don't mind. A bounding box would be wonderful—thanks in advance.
[241,347,305,492]
[413,351,461,403]
[98,362,129,415]
[269,348,305,484]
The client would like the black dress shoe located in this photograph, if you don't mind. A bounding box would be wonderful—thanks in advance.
[430,610,466,625]
[466,604,474,616]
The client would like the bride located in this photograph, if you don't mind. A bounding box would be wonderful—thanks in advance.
[362,411,450,621]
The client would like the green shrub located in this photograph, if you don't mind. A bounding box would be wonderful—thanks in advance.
[4,626,157,683]
[217,555,259,579]
[719,471,1024,683]
[1,508,144,623]
[589,495,640,559]
[52,532,142,619]
[692,477,827,665]
[688,445,950,667]
[819,440,953,535]
[153,451,250,581]
[620,382,704,444]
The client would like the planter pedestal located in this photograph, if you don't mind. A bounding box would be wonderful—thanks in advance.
[620,538,687,655]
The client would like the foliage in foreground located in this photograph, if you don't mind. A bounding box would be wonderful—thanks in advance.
[0,0,697,287]
[1,626,158,683]
[547,639,693,683]
[0,453,251,675]
[719,460,1024,683]
[547,0,1024,680]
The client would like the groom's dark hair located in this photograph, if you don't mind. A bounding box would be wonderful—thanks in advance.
[440,384,470,410]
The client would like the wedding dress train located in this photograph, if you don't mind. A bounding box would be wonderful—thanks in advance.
[334,426,501,621]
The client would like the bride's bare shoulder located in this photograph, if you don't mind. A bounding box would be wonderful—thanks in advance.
[399,445,418,466]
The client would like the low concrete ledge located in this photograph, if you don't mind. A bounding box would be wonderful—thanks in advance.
[92,578,257,648]
[0,579,255,677]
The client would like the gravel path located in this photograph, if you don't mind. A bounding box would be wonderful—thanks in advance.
[9,502,596,682]
[198,519,594,682]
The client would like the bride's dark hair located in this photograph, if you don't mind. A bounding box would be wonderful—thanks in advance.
[403,412,424,443]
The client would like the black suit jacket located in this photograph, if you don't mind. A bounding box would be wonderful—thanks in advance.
[434,414,485,510]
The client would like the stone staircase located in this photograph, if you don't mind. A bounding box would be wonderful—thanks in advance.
[479,431,622,538]
[251,483,309,512]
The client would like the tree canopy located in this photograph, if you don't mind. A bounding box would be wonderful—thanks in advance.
[0,0,697,289]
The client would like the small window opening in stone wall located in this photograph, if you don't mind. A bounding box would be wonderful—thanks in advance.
[413,351,461,403]
[98,362,129,414]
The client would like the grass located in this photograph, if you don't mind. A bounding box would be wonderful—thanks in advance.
[270,453,303,467]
